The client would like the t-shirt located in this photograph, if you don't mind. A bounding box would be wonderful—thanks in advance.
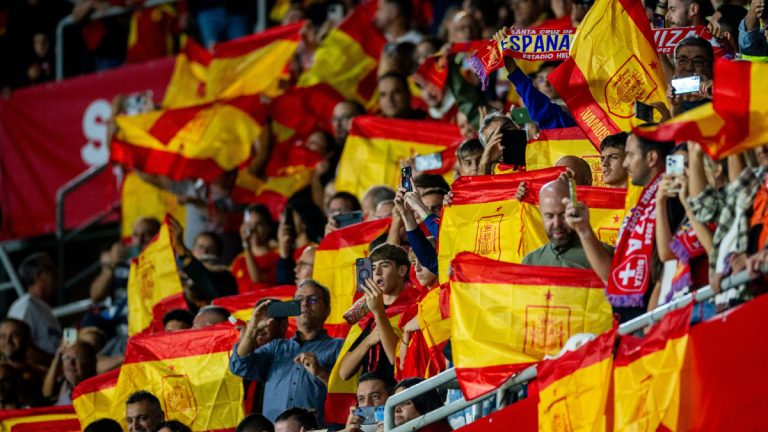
[231,251,280,293]
[8,294,61,355]
[522,237,613,269]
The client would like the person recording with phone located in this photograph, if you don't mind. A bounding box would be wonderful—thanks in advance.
[739,0,768,56]
[275,200,326,286]
[344,372,397,432]
[667,36,714,117]
[231,205,280,293]
[230,280,343,425]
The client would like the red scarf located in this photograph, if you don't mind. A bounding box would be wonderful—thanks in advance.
[668,219,708,300]
[607,174,662,307]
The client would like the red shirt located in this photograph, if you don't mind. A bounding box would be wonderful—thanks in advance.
[230,250,280,293]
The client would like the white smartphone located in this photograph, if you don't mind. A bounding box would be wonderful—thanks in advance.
[414,152,443,171]
[666,154,685,176]
[327,4,345,21]
[670,75,701,95]
[63,327,77,346]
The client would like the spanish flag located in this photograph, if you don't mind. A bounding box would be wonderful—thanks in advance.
[206,21,304,100]
[149,292,188,334]
[162,37,211,109]
[298,0,386,109]
[114,325,244,431]
[72,369,121,427]
[127,217,183,335]
[450,253,613,399]
[548,0,668,145]
[537,328,617,432]
[0,406,80,431]
[524,127,602,186]
[313,217,391,337]
[335,116,462,200]
[325,287,420,424]
[613,303,693,432]
[268,84,344,144]
[437,168,564,284]
[120,171,186,241]
[212,285,298,337]
[416,285,451,364]
[634,60,768,160]
[111,95,267,182]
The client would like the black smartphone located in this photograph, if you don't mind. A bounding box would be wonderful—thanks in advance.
[634,100,654,122]
[355,257,373,292]
[268,300,301,318]
[401,167,413,192]
[501,129,528,167]
[282,204,296,237]
[333,211,363,228]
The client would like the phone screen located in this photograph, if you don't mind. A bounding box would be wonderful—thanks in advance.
[401,167,413,191]
[501,129,528,167]
[414,152,443,172]
[333,211,363,229]
[268,300,302,318]
[510,107,532,125]
[671,76,701,95]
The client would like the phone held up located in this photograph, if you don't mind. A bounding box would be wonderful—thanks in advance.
[401,167,413,192]
[333,211,363,229]
[670,75,701,95]
[500,129,528,168]
[355,258,373,292]
[413,152,443,172]
[268,300,302,318]
[634,100,655,123]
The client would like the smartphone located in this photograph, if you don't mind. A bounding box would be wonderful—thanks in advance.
[268,300,302,318]
[567,178,578,217]
[122,91,153,116]
[374,406,385,423]
[510,107,532,125]
[634,100,654,123]
[666,154,685,176]
[414,152,443,172]
[354,406,378,425]
[652,13,665,28]
[333,211,363,228]
[327,3,345,21]
[356,257,373,292]
[63,327,77,346]
[500,129,528,167]
[401,167,413,192]
[670,75,701,95]
[282,204,296,238]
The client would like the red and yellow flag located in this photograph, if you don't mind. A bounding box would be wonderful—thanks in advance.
[634,60,768,160]
[613,304,693,432]
[111,95,266,182]
[335,116,462,200]
[313,217,391,337]
[72,369,121,427]
[416,285,451,362]
[0,406,80,432]
[524,127,602,186]
[115,325,244,431]
[126,5,177,64]
[162,37,212,109]
[120,171,186,241]
[450,253,613,399]
[127,218,183,335]
[207,21,304,100]
[537,328,617,432]
[149,292,188,334]
[548,0,668,145]
[298,0,386,109]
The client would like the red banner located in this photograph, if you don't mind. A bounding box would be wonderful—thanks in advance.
[0,58,175,239]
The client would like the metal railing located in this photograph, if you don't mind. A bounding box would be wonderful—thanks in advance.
[383,268,759,431]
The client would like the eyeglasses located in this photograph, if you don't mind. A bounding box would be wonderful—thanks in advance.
[675,57,710,69]
[294,295,321,306]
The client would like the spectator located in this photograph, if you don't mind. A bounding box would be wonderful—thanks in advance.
[232,205,280,292]
[374,200,396,220]
[455,138,484,177]
[668,36,714,116]
[555,156,593,186]
[375,0,423,44]
[710,4,747,53]
[126,390,165,432]
[510,0,545,28]
[344,371,397,432]
[327,192,363,217]
[449,10,482,43]
[413,173,450,195]
[477,111,523,174]
[339,244,415,382]
[665,0,713,27]
[191,231,223,262]
[413,37,443,66]
[378,41,417,77]
[162,309,195,332]
[0,319,45,406]
[276,243,317,287]
[190,0,254,49]
[523,180,613,268]
[395,189,439,276]
[274,407,319,432]
[192,305,231,329]
[0,363,23,409]
[71,0,129,71]
[600,132,630,188]
[84,418,123,432]
[24,32,53,85]
[378,72,423,119]
[230,280,344,424]
[492,29,576,129]
[391,378,451,431]
[274,200,325,285]
[156,420,192,432]
[332,100,366,147]
[44,341,97,405]
[739,0,768,57]
[420,188,447,216]
[237,413,275,432]
[8,252,60,355]
[251,298,289,347]
[362,186,397,220]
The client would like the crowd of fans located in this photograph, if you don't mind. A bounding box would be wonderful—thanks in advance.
[2,0,768,430]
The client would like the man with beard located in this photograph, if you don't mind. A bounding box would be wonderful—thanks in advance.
[229,280,343,424]
[522,180,613,268]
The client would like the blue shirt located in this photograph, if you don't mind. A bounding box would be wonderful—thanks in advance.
[738,19,768,57]
[229,329,344,424]
[507,69,576,130]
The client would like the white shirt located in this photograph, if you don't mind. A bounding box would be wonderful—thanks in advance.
[8,294,61,354]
